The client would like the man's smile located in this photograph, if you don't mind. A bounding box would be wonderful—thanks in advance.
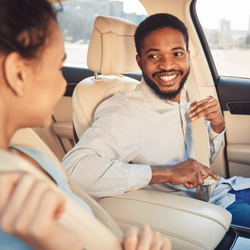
[153,71,183,87]
[160,74,177,82]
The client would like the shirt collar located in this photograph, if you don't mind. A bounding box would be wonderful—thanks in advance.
[138,77,190,110]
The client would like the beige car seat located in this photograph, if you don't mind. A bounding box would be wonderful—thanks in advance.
[70,15,232,250]
[10,127,232,250]
[73,16,139,141]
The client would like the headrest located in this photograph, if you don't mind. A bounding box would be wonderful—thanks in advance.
[87,16,139,75]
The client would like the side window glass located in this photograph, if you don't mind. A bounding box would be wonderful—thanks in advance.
[196,0,250,78]
[54,0,147,68]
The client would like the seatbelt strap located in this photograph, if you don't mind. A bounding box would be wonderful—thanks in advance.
[186,64,217,202]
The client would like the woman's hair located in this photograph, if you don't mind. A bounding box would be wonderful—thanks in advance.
[134,13,189,56]
[0,0,57,59]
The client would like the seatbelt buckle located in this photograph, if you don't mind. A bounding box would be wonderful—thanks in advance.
[195,176,218,202]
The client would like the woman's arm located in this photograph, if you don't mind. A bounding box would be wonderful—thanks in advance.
[0,172,82,250]
[0,172,171,250]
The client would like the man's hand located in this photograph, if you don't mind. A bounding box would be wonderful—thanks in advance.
[150,159,219,188]
[167,159,219,188]
[188,96,225,133]
[123,226,171,250]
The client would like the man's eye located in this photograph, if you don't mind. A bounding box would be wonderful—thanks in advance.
[174,52,183,57]
[148,54,159,59]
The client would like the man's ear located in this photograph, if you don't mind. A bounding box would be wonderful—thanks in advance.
[4,52,27,96]
[187,50,190,60]
[136,54,142,70]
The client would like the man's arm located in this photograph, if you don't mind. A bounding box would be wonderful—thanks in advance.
[62,96,152,197]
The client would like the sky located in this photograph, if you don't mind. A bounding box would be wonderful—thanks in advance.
[120,0,250,31]
[196,0,250,31]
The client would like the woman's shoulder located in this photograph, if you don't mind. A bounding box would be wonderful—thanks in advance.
[9,145,94,215]
[10,145,59,176]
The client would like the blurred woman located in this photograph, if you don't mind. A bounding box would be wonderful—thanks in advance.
[0,0,171,249]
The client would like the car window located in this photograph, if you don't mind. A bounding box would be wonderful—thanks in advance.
[196,0,250,79]
[54,0,147,69]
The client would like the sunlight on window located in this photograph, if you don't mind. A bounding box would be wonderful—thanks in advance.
[55,0,147,69]
[120,0,147,15]
[197,0,250,78]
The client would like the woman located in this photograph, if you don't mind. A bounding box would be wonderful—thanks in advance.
[0,0,171,249]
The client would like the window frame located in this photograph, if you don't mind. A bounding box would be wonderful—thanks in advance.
[190,0,220,84]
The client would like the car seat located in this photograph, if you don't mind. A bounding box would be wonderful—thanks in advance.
[70,15,232,250]
[10,127,232,250]
[73,16,139,142]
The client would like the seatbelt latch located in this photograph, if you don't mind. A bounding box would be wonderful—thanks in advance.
[196,176,218,202]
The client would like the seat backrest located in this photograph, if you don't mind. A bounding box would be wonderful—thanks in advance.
[10,128,123,240]
[73,16,140,140]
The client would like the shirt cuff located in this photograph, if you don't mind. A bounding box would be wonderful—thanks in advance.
[127,164,152,192]
[209,124,226,140]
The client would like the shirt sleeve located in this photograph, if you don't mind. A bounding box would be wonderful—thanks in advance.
[62,95,152,197]
[208,123,225,163]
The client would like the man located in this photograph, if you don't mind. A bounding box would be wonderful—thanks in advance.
[62,14,250,227]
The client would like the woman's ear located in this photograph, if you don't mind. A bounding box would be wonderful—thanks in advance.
[4,52,27,96]
[136,54,142,70]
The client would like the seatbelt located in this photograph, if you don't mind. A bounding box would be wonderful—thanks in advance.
[0,150,122,250]
[186,64,218,202]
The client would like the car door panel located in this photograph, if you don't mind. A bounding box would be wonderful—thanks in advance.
[217,77,250,177]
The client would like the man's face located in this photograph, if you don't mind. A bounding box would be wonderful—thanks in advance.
[136,27,190,103]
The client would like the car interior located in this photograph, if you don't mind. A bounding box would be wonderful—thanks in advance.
[5,0,250,249]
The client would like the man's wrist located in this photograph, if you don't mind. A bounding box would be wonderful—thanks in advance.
[149,166,171,184]
[211,121,225,134]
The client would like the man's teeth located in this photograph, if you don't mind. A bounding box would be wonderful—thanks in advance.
[160,74,177,81]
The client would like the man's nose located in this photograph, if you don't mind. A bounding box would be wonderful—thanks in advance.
[158,56,175,71]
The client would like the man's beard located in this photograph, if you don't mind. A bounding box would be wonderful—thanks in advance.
[142,67,190,101]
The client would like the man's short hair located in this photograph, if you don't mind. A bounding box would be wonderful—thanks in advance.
[134,13,189,56]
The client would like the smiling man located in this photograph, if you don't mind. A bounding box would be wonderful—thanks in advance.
[63,14,250,227]
[136,26,190,103]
